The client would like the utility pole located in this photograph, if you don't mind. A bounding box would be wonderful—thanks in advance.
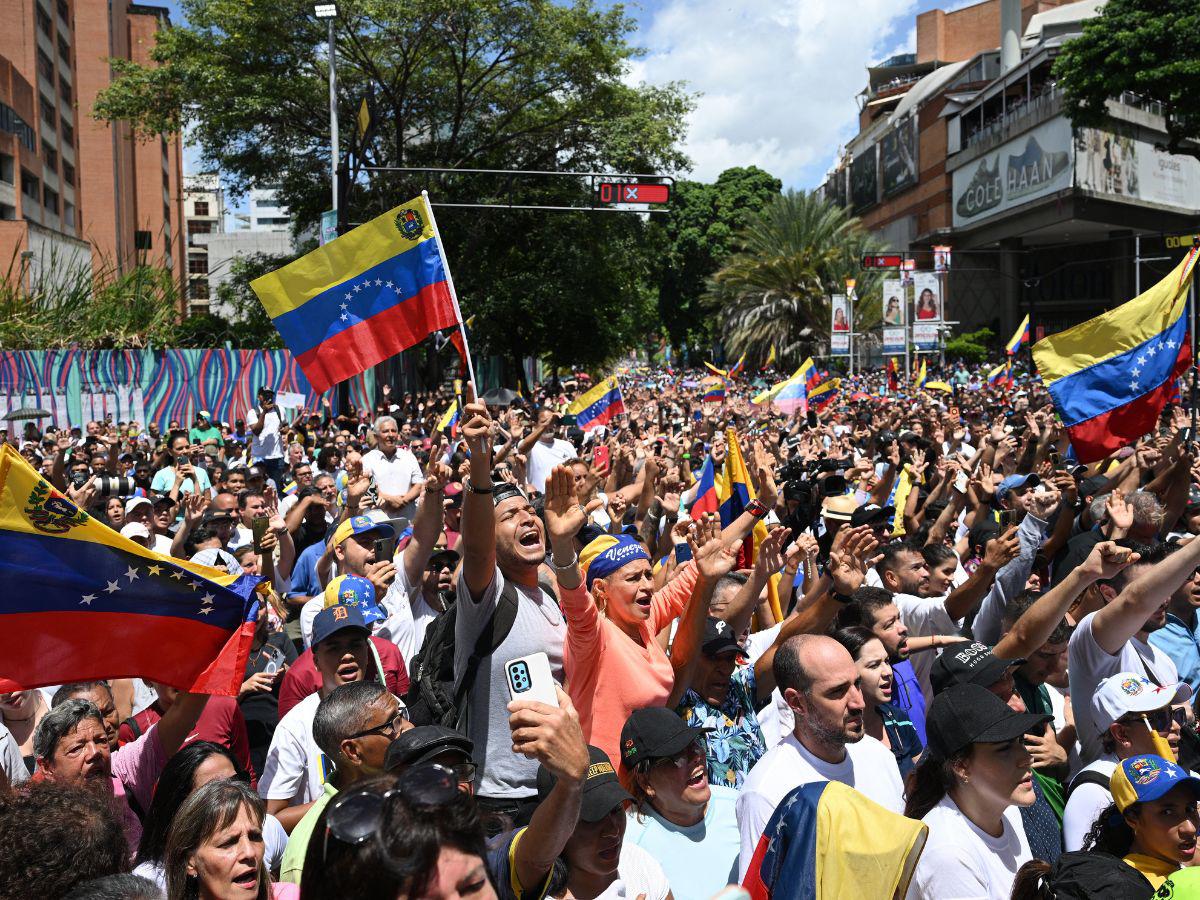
[315,4,339,212]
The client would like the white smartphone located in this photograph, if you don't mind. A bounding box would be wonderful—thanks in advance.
[954,472,969,494]
[504,652,559,708]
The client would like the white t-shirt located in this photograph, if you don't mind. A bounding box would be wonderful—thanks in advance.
[1068,611,1179,765]
[133,813,289,884]
[0,723,28,786]
[1062,756,1117,852]
[527,437,576,493]
[550,841,669,900]
[245,407,284,461]
[893,592,959,701]
[362,447,424,519]
[736,732,904,880]
[906,796,1031,900]
[258,693,324,805]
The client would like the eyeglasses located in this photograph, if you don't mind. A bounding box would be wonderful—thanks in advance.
[321,764,458,869]
[1120,707,1189,734]
[345,712,407,741]
[652,738,706,770]
[444,761,477,784]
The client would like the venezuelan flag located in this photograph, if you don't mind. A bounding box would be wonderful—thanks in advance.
[449,315,475,375]
[251,194,462,393]
[702,383,727,403]
[727,353,746,379]
[717,429,781,621]
[704,361,728,379]
[753,358,814,406]
[763,344,776,369]
[689,455,719,521]
[0,446,261,695]
[1006,314,1031,355]
[809,378,841,411]
[986,362,1006,386]
[437,401,460,437]
[567,376,625,431]
[1033,249,1198,462]
[913,359,927,389]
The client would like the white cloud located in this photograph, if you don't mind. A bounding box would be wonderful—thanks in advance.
[631,0,918,188]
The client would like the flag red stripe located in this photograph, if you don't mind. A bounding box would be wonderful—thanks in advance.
[296,282,461,392]
[1066,367,1188,463]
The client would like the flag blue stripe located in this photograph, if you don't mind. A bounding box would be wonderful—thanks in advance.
[1047,311,1187,427]
[575,388,621,429]
[271,239,447,358]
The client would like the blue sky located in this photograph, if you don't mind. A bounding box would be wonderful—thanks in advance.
[163,0,968,190]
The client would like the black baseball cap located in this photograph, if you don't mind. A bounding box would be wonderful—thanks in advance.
[385,725,473,772]
[926,683,1050,758]
[701,617,746,658]
[930,641,1025,695]
[537,745,631,822]
[427,548,461,570]
[492,483,527,508]
[850,503,895,528]
[311,603,370,648]
[620,707,710,768]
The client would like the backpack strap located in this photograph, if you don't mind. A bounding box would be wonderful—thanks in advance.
[121,715,143,741]
[1065,768,1112,802]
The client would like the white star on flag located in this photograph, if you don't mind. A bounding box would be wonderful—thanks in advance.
[340,302,348,310]
[1147,346,1157,357]
[385,281,394,288]
[353,284,362,293]
[125,565,140,582]
[170,570,186,580]
[344,293,352,300]
[1131,380,1140,390]
[374,279,382,286]
[104,580,121,594]
[341,314,349,321]
[147,564,163,576]
[200,593,215,606]
[198,607,213,616]
[80,594,96,606]
[1168,339,1178,348]
[1137,356,1146,366]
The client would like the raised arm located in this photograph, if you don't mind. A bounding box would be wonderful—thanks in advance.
[401,459,451,588]
[943,525,1020,622]
[459,384,498,601]
[1093,533,1200,654]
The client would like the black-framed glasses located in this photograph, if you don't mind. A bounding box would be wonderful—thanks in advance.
[345,712,407,742]
[321,764,458,869]
[1120,707,1189,734]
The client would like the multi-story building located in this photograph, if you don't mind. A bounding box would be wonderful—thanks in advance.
[247,188,291,232]
[0,0,186,303]
[821,0,1198,345]
[192,186,294,315]
[183,173,224,312]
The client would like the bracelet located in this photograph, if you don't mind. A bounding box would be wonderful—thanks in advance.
[551,549,579,570]
[831,591,855,605]
[465,480,494,495]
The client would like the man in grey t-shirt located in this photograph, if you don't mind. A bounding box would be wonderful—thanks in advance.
[456,386,566,828]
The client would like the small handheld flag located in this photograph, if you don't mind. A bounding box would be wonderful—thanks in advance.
[1006,315,1031,355]
[566,376,625,431]
[763,344,777,369]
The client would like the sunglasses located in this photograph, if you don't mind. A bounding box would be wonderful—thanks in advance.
[1120,707,1189,734]
[652,738,706,770]
[321,764,458,868]
[345,712,407,741]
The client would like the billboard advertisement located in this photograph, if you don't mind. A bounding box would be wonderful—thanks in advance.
[883,327,906,355]
[1076,126,1200,213]
[912,323,939,352]
[830,334,850,355]
[912,272,941,323]
[831,294,850,334]
[850,148,878,212]
[881,117,918,196]
[882,279,905,326]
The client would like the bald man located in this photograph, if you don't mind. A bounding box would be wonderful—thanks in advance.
[735,634,905,879]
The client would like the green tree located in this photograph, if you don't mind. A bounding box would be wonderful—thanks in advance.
[94,0,692,369]
[706,190,881,366]
[1054,0,1200,161]
[209,253,295,349]
[944,327,995,364]
[655,166,782,350]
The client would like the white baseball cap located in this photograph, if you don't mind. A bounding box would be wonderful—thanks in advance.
[124,496,153,515]
[1092,672,1192,733]
[119,522,150,541]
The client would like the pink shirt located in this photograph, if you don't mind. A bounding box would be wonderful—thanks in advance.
[110,723,166,851]
[560,563,698,764]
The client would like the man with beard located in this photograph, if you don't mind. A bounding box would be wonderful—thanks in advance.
[735,634,904,880]
[456,385,566,828]
[1070,539,1200,765]
[875,532,1019,702]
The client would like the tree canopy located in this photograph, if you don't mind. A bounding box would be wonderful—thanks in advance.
[1054,0,1200,160]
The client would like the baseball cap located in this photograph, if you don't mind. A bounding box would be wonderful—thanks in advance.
[1091,672,1192,733]
[311,603,371,648]
[492,483,528,508]
[198,410,211,420]
[925,683,1050,758]
[124,496,152,515]
[929,641,1025,695]
[996,472,1039,500]
[323,575,385,625]
[384,725,474,772]
[850,503,895,528]
[537,745,631,823]
[700,617,745,658]
[119,522,150,541]
[1078,475,1109,499]
[619,707,710,768]
[1111,754,1200,813]
[332,515,396,547]
[820,494,859,522]
[428,548,461,570]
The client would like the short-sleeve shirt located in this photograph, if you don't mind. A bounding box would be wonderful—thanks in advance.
[150,465,212,497]
[623,785,740,898]
[361,447,424,519]
[677,664,766,790]
[892,592,960,701]
[257,693,325,806]
[487,829,670,900]
[245,408,284,461]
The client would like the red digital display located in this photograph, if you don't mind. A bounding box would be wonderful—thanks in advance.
[596,182,671,204]
[861,254,905,268]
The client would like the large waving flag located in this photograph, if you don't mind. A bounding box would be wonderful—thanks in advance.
[0,446,261,695]
[753,358,814,406]
[726,353,746,379]
[1033,248,1198,462]
[742,781,927,900]
[689,455,719,521]
[809,377,841,411]
[1006,314,1031,355]
[437,401,460,437]
[567,376,625,431]
[251,194,465,393]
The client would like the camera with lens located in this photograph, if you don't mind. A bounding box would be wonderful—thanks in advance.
[94,476,135,497]
[69,470,90,489]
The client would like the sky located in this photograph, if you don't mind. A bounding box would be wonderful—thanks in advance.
[163,0,967,191]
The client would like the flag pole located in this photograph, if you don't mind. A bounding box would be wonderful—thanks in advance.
[1191,237,1198,452]
[422,190,478,389]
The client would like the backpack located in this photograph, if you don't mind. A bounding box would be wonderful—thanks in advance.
[404,575,556,728]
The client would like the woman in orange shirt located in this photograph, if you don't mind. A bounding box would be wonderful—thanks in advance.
[542,465,740,765]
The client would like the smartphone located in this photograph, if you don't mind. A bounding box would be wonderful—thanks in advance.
[560,413,578,427]
[593,445,611,472]
[998,509,1015,528]
[251,516,270,551]
[954,471,969,494]
[504,652,559,708]
[374,535,397,563]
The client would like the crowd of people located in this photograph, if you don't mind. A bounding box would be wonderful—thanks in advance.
[5,358,1200,900]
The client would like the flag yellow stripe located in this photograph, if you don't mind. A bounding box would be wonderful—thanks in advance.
[567,376,620,415]
[250,197,437,320]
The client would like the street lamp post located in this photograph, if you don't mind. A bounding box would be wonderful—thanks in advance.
[314,4,339,213]
[845,278,857,376]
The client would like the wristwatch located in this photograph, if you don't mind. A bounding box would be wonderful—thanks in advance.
[465,480,495,495]
[746,498,769,518]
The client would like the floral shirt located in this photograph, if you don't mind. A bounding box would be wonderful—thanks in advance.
[676,664,765,790]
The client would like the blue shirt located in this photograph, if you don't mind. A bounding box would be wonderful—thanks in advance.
[1149,613,1200,695]
[891,658,927,745]
[880,701,923,778]
[287,540,325,600]
[624,784,740,898]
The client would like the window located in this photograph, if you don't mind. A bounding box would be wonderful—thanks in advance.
[61,161,74,186]
[57,36,70,64]
[43,143,57,171]
[37,49,54,82]
[0,153,12,185]
[63,201,74,225]
[36,5,52,37]
[134,230,153,250]
[21,170,40,202]
[0,104,37,151]
[58,77,71,106]
[60,121,73,147]
[188,254,208,274]
[193,200,210,217]
[40,95,55,128]
[256,217,290,226]
[187,220,213,240]
[56,0,68,21]
[0,203,15,221]
[42,185,58,214]
[188,279,210,300]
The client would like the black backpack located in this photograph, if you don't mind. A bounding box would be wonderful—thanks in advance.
[404,575,555,728]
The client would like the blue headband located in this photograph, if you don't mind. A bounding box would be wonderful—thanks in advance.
[581,534,650,589]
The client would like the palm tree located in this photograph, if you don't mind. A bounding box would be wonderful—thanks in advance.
[706,189,882,366]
